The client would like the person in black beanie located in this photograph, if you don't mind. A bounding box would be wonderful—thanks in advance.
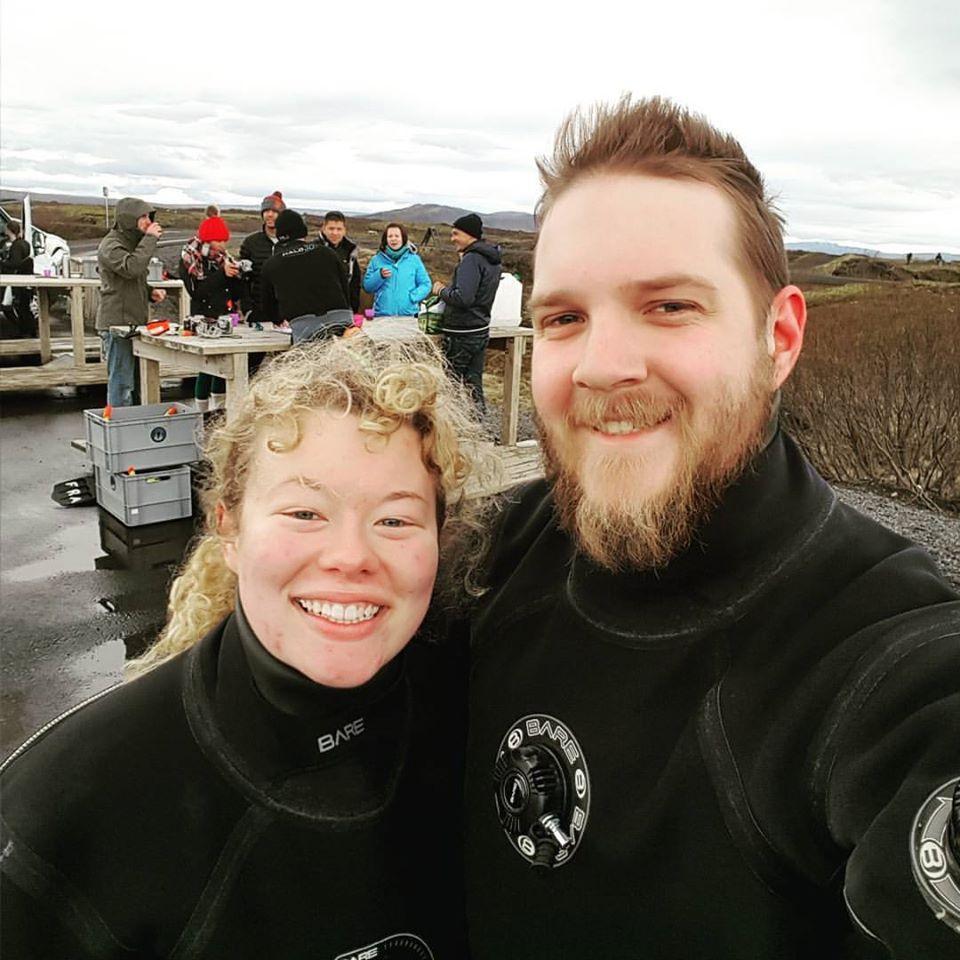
[432,213,502,412]
[239,190,285,326]
[260,210,353,342]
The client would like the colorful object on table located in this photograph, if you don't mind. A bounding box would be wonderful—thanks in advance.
[103,404,113,421]
[164,406,178,416]
[146,321,171,337]
[364,308,375,322]
[126,466,136,476]
[353,313,365,328]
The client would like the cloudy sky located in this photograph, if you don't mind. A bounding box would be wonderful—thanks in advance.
[2,0,957,251]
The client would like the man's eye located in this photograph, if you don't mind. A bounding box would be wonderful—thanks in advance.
[654,301,692,314]
[540,313,581,329]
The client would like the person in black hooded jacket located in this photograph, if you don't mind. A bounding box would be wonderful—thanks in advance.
[463,96,960,959]
[0,338,487,959]
[432,213,502,412]
[260,210,352,342]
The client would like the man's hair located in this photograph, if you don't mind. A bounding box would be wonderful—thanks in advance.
[6,220,22,238]
[536,95,788,316]
[324,210,346,224]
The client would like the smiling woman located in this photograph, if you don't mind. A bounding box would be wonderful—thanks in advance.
[0,339,488,959]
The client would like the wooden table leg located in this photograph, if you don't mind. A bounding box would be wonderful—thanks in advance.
[139,356,161,404]
[70,286,86,367]
[38,288,52,365]
[178,287,189,324]
[500,336,525,446]
[224,352,249,423]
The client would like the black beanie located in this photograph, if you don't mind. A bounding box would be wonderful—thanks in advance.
[453,213,482,240]
[276,210,308,241]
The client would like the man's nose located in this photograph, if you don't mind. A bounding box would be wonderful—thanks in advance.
[317,519,379,576]
[572,311,650,391]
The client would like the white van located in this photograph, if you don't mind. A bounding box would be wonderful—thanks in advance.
[0,194,71,275]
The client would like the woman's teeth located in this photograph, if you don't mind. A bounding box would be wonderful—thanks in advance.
[296,599,381,623]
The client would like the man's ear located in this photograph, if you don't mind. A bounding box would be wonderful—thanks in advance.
[766,285,806,390]
[216,502,240,574]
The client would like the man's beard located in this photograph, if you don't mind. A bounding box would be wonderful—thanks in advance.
[540,355,776,572]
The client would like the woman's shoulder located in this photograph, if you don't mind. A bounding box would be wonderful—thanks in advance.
[0,653,197,841]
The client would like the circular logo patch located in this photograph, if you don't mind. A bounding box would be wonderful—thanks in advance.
[493,713,590,868]
[335,932,433,959]
[910,778,960,933]
[150,426,167,443]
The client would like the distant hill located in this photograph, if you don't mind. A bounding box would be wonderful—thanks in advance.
[786,241,957,262]
[369,203,536,233]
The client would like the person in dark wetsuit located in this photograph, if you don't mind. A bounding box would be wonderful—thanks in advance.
[0,338,487,959]
[463,96,960,958]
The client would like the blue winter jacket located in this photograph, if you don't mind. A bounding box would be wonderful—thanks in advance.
[362,247,432,316]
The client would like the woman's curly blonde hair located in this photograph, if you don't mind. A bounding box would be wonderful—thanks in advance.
[129,337,494,678]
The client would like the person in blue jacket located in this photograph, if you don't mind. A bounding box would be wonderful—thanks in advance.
[363,223,432,316]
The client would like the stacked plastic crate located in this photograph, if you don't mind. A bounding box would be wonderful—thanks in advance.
[83,402,202,527]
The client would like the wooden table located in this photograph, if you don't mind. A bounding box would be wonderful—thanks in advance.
[0,275,188,392]
[133,326,291,421]
[133,317,534,442]
[362,316,534,445]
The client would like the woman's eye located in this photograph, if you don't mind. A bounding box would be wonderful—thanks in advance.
[378,517,409,529]
[288,509,322,521]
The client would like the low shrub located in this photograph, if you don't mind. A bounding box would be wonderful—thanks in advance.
[783,285,960,512]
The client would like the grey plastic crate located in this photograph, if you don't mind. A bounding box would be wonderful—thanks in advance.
[84,402,201,473]
[95,464,193,527]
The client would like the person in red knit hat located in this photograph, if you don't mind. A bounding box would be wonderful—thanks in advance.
[179,216,243,411]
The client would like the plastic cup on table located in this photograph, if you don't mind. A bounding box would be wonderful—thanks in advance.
[364,309,374,323]
[352,313,365,329]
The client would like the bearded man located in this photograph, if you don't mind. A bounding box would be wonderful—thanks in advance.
[464,97,960,958]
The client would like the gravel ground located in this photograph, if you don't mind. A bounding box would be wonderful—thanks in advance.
[481,403,960,589]
[834,486,960,589]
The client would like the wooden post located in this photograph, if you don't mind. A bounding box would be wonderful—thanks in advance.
[178,286,190,324]
[70,286,86,368]
[139,353,162,405]
[500,335,525,447]
[225,353,249,423]
[37,288,52,365]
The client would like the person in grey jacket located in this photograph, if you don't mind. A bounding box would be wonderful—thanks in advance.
[432,213,502,412]
[96,197,166,406]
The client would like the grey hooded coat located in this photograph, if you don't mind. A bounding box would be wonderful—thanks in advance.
[95,197,158,331]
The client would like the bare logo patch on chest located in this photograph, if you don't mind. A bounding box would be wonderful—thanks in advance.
[493,713,591,868]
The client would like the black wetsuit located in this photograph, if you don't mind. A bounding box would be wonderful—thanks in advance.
[1,609,466,958]
[464,431,960,958]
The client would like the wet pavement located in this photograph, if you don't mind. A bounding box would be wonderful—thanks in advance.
[0,384,197,760]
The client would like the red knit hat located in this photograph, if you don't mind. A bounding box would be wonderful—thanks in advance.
[198,216,230,242]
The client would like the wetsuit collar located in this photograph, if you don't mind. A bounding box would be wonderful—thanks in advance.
[234,600,402,719]
[183,609,410,820]
[564,430,837,644]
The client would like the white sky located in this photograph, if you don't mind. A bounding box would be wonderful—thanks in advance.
[1,0,958,251]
